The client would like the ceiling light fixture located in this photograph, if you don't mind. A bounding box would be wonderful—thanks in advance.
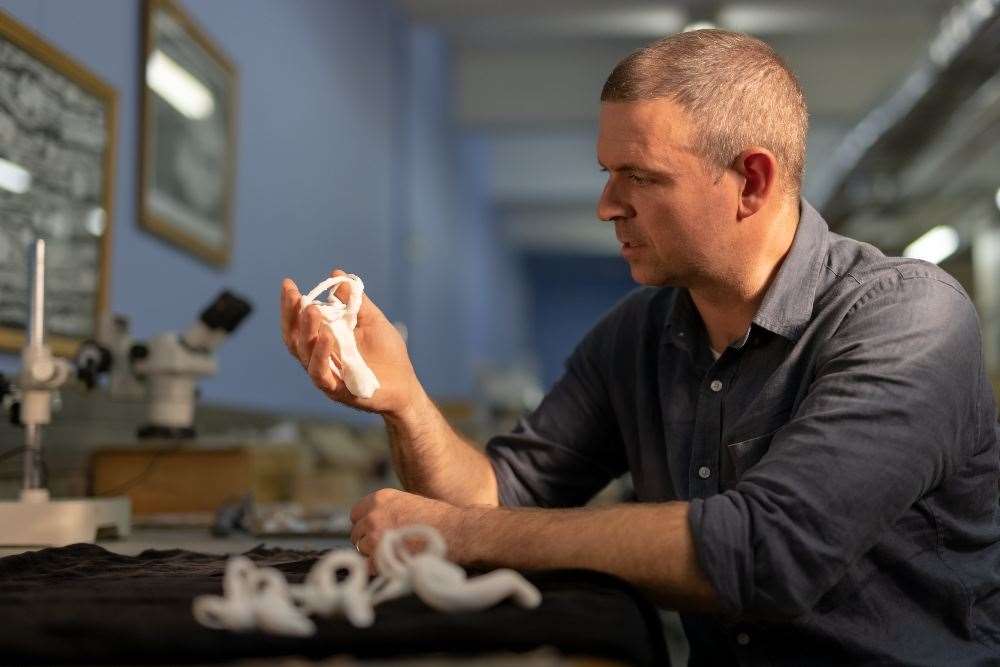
[718,5,843,34]
[682,21,717,32]
[903,225,960,265]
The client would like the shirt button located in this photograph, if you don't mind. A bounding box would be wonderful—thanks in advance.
[698,466,711,479]
[710,379,723,392]
[736,632,750,646]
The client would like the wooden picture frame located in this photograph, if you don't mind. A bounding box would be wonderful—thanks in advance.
[0,10,117,356]
[140,0,237,267]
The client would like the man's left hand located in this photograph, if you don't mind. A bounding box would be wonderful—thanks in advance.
[349,488,464,563]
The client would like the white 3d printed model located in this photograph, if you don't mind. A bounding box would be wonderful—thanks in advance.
[192,524,541,636]
[369,524,542,613]
[299,275,380,399]
[193,556,314,637]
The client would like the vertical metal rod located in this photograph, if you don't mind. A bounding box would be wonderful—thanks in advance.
[28,239,44,348]
[23,424,42,490]
[23,239,45,491]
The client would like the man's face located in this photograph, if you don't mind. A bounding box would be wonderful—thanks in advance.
[596,99,741,287]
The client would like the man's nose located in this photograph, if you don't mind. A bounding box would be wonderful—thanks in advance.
[597,178,629,223]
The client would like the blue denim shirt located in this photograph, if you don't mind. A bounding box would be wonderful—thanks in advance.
[486,201,1000,665]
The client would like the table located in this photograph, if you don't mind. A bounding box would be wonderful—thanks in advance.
[0,530,667,666]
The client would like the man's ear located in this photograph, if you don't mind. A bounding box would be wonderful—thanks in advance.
[732,148,778,220]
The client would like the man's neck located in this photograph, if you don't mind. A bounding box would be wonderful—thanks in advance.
[690,200,799,354]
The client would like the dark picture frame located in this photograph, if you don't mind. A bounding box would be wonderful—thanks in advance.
[0,9,117,355]
[140,0,237,267]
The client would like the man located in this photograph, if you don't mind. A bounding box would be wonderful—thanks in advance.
[281,30,1000,665]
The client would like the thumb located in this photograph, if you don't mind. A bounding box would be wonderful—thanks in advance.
[357,288,388,325]
[328,268,352,303]
[325,268,386,324]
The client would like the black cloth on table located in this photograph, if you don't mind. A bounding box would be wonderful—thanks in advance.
[0,543,668,665]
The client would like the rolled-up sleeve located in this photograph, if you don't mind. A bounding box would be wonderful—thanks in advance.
[487,305,629,508]
[689,273,985,617]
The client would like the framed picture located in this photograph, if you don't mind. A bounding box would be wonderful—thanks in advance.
[0,10,117,355]
[140,0,237,267]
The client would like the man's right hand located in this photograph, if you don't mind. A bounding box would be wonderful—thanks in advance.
[280,270,426,418]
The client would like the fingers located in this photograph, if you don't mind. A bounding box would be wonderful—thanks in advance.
[350,515,367,547]
[350,513,378,559]
[307,328,340,394]
[350,493,375,524]
[353,524,379,560]
[349,490,413,559]
[324,267,386,325]
[349,493,381,557]
[328,346,344,379]
[357,534,376,558]
[328,268,353,305]
[280,278,302,353]
[296,305,323,364]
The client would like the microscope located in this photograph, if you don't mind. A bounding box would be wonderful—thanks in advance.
[131,289,252,439]
[0,241,252,547]
[0,240,130,547]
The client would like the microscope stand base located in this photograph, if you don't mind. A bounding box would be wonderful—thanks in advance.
[0,496,131,547]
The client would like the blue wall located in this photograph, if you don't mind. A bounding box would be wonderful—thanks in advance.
[402,25,468,397]
[0,0,504,420]
[524,254,635,389]
[459,134,530,375]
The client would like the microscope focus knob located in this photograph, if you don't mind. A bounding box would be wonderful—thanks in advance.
[75,340,112,390]
[27,356,55,383]
[129,343,149,363]
[0,374,16,425]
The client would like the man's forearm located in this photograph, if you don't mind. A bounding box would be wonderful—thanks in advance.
[383,392,498,507]
[452,501,720,612]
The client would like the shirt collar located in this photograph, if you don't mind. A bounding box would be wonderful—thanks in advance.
[666,288,700,355]
[665,198,830,346]
[751,198,830,341]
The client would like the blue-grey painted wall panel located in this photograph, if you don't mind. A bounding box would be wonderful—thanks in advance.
[524,254,635,389]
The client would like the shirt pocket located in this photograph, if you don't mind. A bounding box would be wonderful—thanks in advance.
[726,425,783,480]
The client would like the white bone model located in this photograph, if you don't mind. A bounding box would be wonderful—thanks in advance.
[192,556,315,637]
[192,525,541,636]
[299,274,380,399]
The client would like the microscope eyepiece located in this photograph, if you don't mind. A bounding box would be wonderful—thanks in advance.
[199,290,252,333]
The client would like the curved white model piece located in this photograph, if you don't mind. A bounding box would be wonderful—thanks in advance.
[251,567,316,637]
[299,274,380,398]
[192,556,257,632]
[368,523,449,605]
[410,556,542,612]
[290,549,374,628]
[193,525,542,636]
[374,525,541,613]
[192,557,314,637]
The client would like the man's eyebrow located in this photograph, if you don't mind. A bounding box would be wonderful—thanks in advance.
[598,161,672,176]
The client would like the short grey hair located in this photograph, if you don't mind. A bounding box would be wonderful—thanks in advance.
[601,29,809,196]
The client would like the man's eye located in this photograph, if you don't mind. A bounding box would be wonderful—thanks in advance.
[628,172,652,185]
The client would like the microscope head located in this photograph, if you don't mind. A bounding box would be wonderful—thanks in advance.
[181,290,253,353]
